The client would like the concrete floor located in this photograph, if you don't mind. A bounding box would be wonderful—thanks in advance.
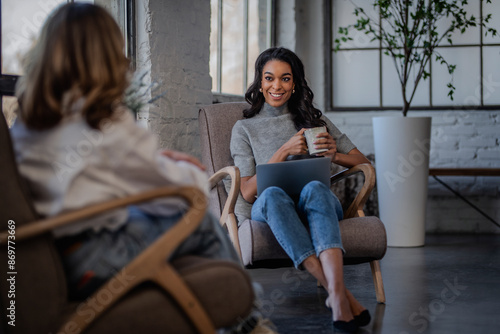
[248,235,500,334]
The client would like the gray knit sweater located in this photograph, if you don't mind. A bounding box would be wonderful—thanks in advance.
[228,102,356,223]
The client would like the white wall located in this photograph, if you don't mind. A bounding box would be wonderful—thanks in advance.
[275,0,297,50]
[295,0,326,113]
[275,0,326,112]
[138,0,212,156]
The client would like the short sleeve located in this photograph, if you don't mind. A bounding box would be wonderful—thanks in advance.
[322,116,356,154]
[230,121,257,177]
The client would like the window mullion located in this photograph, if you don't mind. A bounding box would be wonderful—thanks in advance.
[127,0,136,70]
[217,0,223,93]
[479,0,484,106]
[379,7,383,108]
[267,0,273,47]
[243,0,248,92]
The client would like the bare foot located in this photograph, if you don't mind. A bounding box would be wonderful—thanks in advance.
[327,289,354,322]
[345,288,366,316]
[326,288,366,316]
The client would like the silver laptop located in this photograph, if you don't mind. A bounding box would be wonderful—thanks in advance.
[256,156,331,197]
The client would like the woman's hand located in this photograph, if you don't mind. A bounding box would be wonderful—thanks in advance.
[242,129,309,203]
[277,128,308,158]
[160,149,206,171]
[313,131,338,161]
[313,133,371,167]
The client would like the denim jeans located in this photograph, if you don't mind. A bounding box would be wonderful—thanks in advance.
[56,206,240,299]
[251,180,345,268]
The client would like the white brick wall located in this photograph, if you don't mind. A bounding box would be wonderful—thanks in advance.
[141,0,212,157]
[326,110,500,234]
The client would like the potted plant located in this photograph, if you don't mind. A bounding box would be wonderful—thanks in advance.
[124,69,165,117]
[335,0,497,247]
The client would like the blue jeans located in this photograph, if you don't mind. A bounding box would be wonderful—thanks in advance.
[251,181,345,268]
[56,207,240,299]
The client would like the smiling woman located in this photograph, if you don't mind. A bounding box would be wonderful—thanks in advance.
[260,60,295,108]
[229,47,372,333]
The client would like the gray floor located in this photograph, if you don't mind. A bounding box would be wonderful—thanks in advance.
[248,235,500,334]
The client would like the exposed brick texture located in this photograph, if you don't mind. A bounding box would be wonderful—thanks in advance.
[141,0,212,157]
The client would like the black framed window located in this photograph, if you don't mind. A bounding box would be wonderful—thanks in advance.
[328,0,500,111]
[210,0,274,97]
[0,0,136,127]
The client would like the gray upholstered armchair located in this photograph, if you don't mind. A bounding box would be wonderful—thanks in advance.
[199,102,387,303]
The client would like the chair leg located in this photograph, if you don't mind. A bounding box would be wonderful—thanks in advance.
[370,260,386,304]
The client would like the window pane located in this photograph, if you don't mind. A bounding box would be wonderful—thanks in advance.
[221,0,244,95]
[1,0,66,75]
[435,0,480,46]
[432,47,480,106]
[332,0,378,49]
[333,50,379,107]
[330,0,499,109]
[483,46,500,105]
[382,53,429,108]
[483,0,500,44]
[210,0,219,91]
[380,1,422,44]
[2,96,18,128]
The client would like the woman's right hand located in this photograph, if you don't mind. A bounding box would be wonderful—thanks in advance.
[241,129,308,203]
[276,128,308,159]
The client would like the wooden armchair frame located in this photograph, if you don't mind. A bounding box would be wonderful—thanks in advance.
[208,162,386,303]
[208,166,242,260]
[0,186,218,334]
[199,102,386,304]
[330,163,385,303]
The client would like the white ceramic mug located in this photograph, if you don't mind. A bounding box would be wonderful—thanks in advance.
[304,126,327,155]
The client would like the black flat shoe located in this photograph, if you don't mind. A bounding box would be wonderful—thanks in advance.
[354,309,371,327]
[333,319,358,333]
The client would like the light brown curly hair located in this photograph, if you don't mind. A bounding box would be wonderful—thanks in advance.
[15,3,130,130]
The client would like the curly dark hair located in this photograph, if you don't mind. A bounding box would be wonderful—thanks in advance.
[244,47,326,131]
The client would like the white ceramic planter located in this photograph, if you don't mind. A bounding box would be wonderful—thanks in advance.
[373,116,432,247]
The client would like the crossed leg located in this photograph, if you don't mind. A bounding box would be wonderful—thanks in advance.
[302,248,366,322]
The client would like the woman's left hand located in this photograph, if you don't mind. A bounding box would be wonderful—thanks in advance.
[313,131,337,161]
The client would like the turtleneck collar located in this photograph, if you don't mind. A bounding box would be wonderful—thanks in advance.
[260,102,289,117]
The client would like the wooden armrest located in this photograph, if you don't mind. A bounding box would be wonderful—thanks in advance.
[208,166,240,226]
[0,186,204,244]
[55,186,216,334]
[330,163,375,218]
[208,166,242,261]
